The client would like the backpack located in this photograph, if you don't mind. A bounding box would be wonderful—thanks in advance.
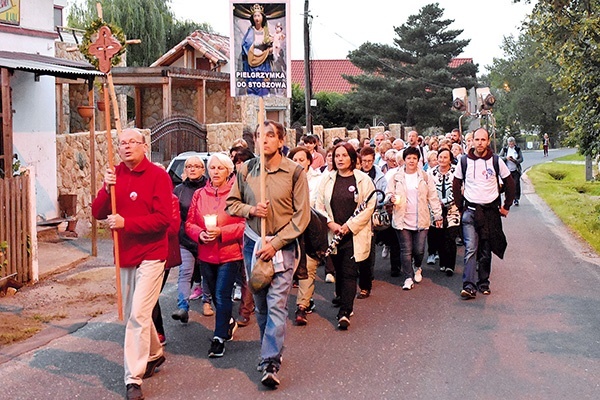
[460,153,504,194]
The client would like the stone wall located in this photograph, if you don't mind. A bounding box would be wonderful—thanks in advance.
[206,123,244,153]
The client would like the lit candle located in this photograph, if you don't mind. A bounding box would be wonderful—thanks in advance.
[204,214,217,230]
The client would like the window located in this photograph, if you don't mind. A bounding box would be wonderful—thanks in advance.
[54,6,63,29]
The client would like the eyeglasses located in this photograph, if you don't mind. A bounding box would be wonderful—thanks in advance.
[185,164,205,169]
[119,140,144,148]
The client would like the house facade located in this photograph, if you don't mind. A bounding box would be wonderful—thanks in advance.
[1,0,99,220]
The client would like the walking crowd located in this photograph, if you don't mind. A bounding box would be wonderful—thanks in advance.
[93,123,520,399]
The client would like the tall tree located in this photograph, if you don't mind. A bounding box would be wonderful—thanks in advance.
[520,0,600,156]
[68,0,199,67]
[487,33,566,142]
[345,3,477,131]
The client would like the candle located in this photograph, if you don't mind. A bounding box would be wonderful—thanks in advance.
[204,214,217,230]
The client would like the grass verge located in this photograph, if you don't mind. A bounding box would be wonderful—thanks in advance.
[527,157,600,254]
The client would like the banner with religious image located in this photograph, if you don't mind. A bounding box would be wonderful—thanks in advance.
[229,1,291,98]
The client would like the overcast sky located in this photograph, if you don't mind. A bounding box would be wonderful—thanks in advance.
[169,0,535,74]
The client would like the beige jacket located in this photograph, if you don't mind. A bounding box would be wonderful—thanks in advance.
[315,169,376,262]
[386,167,442,230]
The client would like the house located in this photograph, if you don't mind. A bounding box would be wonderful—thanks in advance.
[291,58,475,94]
[1,0,100,220]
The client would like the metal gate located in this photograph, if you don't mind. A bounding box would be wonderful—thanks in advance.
[149,116,207,165]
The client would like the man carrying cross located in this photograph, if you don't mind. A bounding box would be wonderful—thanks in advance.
[92,128,173,400]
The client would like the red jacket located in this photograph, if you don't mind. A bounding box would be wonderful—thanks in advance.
[166,193,182,269]
[92,157,172,268]
[185,179,244,264]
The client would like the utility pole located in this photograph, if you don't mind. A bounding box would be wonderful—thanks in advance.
[303,0,313,135]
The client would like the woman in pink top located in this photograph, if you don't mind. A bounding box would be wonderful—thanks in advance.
[185,153,245,358]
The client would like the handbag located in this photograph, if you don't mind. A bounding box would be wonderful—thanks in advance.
[249,258,274,293]
[371,206,391,231]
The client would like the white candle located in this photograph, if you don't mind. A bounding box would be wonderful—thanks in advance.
[204,214,217,230]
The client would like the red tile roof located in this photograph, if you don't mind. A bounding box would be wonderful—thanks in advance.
[292,58,474,94]
[151,30,229,67]
[291,59,362,94]
[448,57,473,69]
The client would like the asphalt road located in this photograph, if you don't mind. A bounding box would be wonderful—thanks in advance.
[3,147,599,400]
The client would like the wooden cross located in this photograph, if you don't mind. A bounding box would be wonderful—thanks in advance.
[88,26,122,73]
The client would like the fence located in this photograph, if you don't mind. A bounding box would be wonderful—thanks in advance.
[0,172,32,283]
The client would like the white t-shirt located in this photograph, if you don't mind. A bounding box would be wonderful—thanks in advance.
[404,172,419,229]
[455,155,511,204]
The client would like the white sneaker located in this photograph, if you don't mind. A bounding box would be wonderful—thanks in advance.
[402,278,414,290]
[381,245,389,258]
[325,273,335,283]
[414,268,423,283]
[434,254,440,261]
[426,254,436,265]
[233,284,242,301]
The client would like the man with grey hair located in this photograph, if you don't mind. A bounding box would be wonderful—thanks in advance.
[499,136,524,206]
[92,128,173,400]
[392,138,405,151]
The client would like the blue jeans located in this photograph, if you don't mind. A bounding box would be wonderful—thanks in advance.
[201,260,241,339]
[395,229,428,280]
[177,246,195,311]
[462,208,492,290]
[243,234,296,369]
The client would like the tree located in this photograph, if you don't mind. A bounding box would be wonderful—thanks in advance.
[487,33,566,142]
[520,0,600,156]
[290,84,364,129]
[68,0,211,67]
[345,3,477,132]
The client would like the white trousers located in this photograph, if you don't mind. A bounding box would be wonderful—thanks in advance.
[121,259,165,385]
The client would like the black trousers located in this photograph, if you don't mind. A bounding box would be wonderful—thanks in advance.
[331,238,358,318]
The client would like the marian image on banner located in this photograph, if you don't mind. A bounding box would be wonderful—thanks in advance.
[230,1,291,98]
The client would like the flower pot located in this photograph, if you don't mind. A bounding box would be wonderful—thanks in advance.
[77,105,94,119]
[97,101,106,112]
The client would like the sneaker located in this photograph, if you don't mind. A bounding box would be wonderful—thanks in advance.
[356,289,370,299]
[171,308,189,323]
[445,267,454,277]
[226,318,238,341]
[435,254,440,261]
[402,278,414,290]
[143,355,165,379]
[203,302,214,316]
[513,199,519,206]
[189,285,203,300]
[337,315,350,330]
[233,284,242,301]
[126,383,144,400]
[427,254,436,265]
[325,273,335,283]
[440,266,446,272]
[261,363,280,388]
[456,237,464,246]
[460,287,477,299]
[306,298,316,313]
[295,307,307,326]
[381,245,389,258]
[414,268,423,283]
[158,333,166,346]
[208,338,225,358]
[479,285,491,295]
[236,315,251,327]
